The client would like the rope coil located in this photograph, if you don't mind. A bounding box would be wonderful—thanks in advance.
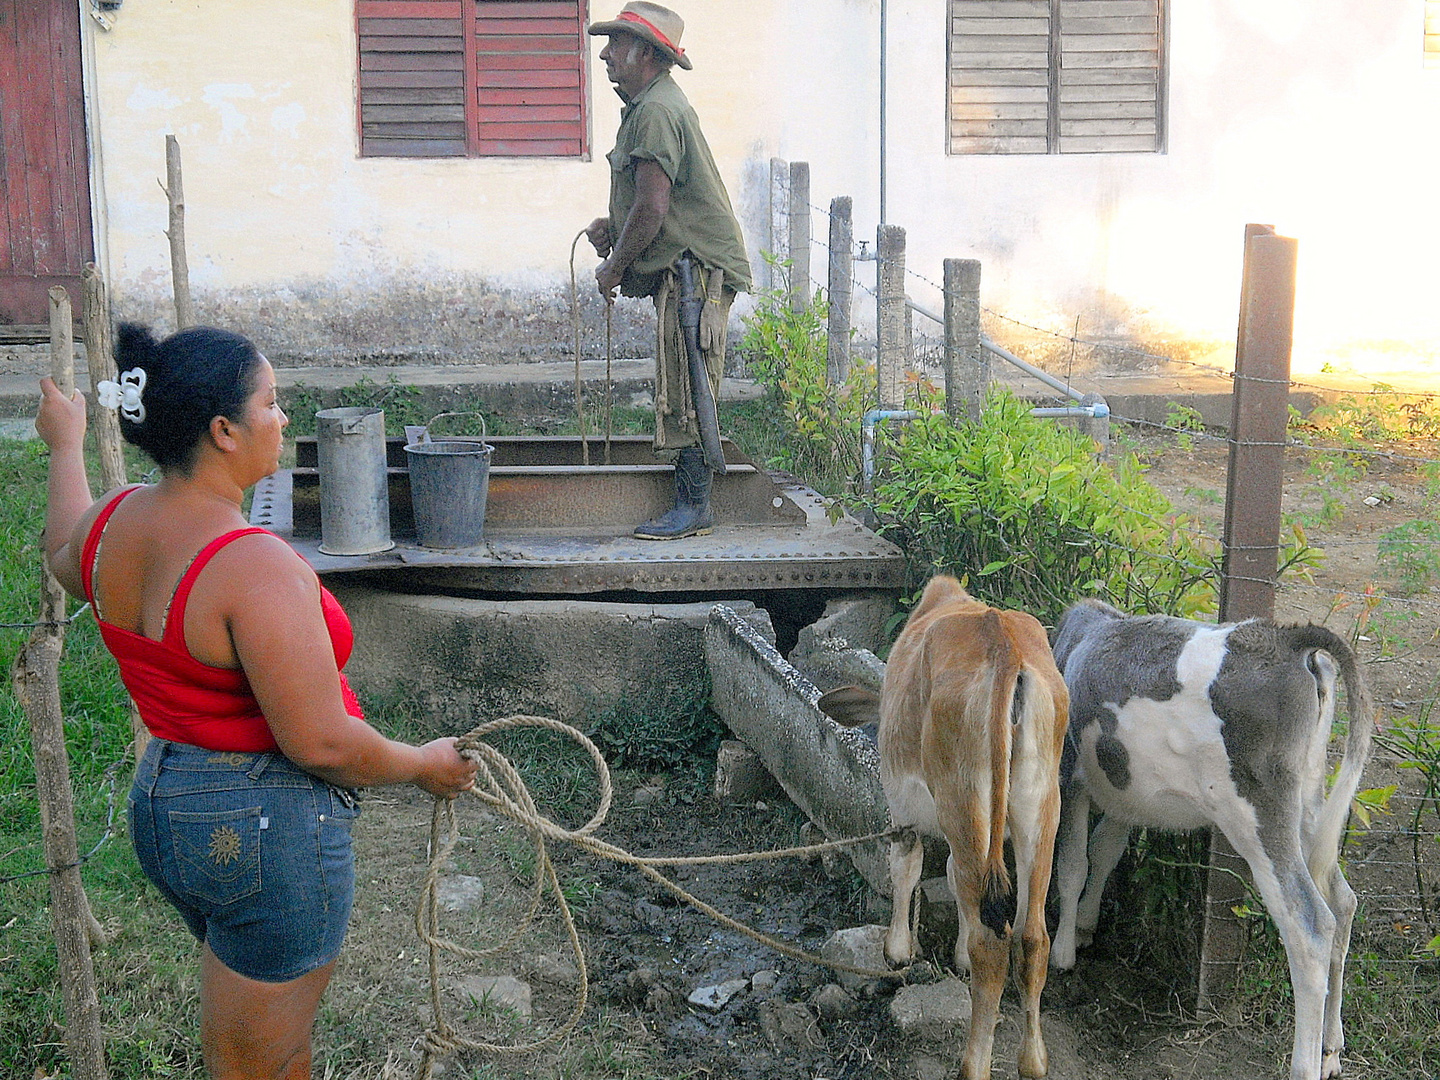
[413,714,909,1077]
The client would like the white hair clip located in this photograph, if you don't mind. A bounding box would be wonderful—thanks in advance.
[96,367,148,424]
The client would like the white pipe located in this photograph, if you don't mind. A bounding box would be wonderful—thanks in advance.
[860,402,1109,492]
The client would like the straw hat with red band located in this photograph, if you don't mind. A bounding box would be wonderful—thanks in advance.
[588,2,692,70]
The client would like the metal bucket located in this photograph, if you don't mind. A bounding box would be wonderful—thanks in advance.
[315,406,394,555]
[405,439,493,549]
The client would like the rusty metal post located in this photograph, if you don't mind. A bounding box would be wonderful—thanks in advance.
[827,196,853,385]
[943,258,984,423]
[788,161,811,312]
[11,288,111,1078]
[1198,223,1297,1010]
[165,135,195,329]
[876,225,906,410]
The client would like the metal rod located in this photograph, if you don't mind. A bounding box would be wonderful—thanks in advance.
[879,0,887,226]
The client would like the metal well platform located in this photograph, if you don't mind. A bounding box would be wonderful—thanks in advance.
[252,435,905,595]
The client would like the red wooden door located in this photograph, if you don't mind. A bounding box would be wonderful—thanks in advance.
[0,0,93,324]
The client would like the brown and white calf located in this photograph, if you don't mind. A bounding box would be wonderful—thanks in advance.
[819,575,1068,1080]
[1049,600,1374,1080]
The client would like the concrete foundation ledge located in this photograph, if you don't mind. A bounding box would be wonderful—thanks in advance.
[330,585,774,734]
[704,604,887,893]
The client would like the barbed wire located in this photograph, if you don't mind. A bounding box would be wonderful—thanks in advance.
[0,603,92,631]
[0,759,123,887]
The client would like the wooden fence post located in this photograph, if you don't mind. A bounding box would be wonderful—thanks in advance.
[11,288,110,1079]
[943,258,984,423]
[82,266,125,492]
[876,225,906,411]
[787,161,811,311]
[165,135,195,330]
[1198,223,1297,1009]
[81,265,147,760]
[826,196,853,385]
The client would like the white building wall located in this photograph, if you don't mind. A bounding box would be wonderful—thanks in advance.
[88,0,1440,376]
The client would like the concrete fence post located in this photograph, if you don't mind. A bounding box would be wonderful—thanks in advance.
[943,258,984,423]
[788,161,811,311]
[1199,222,1297,1010]
[768,156,787,291]
[827,196,853,385]
[876,225,906,411]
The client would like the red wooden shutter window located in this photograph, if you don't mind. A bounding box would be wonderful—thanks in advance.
[474,1,587,157]
[358,1,469,157]
[358,0,587,157]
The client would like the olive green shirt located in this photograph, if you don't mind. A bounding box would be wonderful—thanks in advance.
[607,72,752,299]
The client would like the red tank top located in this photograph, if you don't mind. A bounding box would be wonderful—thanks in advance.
[81,486,364,752]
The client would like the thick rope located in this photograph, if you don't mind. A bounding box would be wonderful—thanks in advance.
[413,714,910,1076]
[567,231,616,466]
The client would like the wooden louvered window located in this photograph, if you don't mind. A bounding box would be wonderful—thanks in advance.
[357,0,588,158]
[948,0,1166,155]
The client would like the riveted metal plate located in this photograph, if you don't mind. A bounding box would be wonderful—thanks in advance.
[255,437,905,595]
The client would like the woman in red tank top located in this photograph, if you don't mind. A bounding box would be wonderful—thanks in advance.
[36,323,477,1079]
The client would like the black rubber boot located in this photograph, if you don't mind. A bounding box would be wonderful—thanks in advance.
[634,447,714,540]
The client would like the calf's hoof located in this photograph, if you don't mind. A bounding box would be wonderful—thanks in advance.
[1019,1039,1048,1078]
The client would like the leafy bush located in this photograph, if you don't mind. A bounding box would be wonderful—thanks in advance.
[737,280,1227,623]
[736,258,874,495]
[871,391,1221,624]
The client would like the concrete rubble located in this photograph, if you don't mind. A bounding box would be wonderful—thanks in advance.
[818,924,889,994]
[450,974,533,1020]
[889,978,973,1039]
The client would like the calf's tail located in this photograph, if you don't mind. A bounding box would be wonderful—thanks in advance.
[979,613,1019,938]
[1289,624,1374,869]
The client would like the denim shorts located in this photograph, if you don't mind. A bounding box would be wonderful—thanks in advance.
[128,738,361,983]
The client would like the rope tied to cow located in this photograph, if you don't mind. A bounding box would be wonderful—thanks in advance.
[413,713,911,1077]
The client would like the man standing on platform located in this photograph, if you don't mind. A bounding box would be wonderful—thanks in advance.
[584,2,751,540]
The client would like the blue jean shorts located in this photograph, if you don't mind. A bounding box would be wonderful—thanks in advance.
[128,738,361,983]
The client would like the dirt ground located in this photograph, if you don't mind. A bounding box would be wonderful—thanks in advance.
[320,432,1439,1080]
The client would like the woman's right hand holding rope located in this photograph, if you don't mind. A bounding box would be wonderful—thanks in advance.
[413,737,478,800]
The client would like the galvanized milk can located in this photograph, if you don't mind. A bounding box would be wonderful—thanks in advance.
[315,406,394,555]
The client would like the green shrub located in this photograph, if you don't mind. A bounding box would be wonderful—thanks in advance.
[737,258,874,496]
[869,390,1221,624]
[737,282,1233,623]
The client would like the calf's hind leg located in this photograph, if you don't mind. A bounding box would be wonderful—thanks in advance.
[884,828,925,966]
[1319,863,1356,1079]
[1010,786,1059,1077]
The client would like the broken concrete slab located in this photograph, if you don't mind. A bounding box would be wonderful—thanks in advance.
[819,924,889,993]
[687,977,749,1011]
[790,592,895,662]
[434,874,485,913]
[704,605,888,893]
[890,978,972,1039]
[712,738,781,802]
[451,974,533,1019]
[787,594,892,696]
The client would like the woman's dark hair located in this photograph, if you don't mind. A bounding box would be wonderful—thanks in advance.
[113,323,262,472]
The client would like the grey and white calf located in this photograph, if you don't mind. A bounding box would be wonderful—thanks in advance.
[1048,600,1373,1080]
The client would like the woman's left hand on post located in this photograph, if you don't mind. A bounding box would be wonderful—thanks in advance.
[36,376,87,452]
